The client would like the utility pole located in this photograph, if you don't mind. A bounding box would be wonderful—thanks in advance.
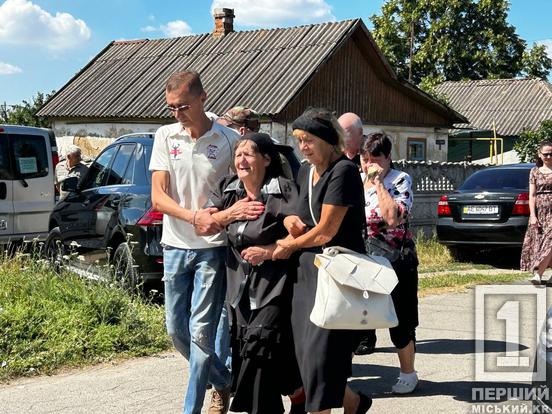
[408,18,415,82]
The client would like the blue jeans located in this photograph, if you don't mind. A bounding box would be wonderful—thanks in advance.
[215,304,232,370]
[163,246,231,414]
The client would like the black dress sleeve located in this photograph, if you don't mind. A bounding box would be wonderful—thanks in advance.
[205,174,235,209]
[276,177,299,219]
[323,160,362,207]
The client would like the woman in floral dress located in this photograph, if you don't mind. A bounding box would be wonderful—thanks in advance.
[521,140,552,284]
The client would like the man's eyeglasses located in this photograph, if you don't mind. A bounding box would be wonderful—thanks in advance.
[540,152,552,158]
[165,104,191,113]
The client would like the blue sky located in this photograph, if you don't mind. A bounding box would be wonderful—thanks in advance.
[0,0,551,106]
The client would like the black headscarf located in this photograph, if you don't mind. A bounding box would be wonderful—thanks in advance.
[292,108,339,145]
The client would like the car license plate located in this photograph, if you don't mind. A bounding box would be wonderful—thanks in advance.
[463,205,499,215]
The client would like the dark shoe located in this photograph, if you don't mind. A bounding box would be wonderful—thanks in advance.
[356,392,373,413]
[355,344,375,355]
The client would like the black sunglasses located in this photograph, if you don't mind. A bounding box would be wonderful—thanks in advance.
[165,104,191,113]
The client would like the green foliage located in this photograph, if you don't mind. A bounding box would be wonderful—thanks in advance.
[418,74,449,105]
[370,0,550,83]
[0,91,55,128]
[513,119,552,162]
[522,43,552,79]
[0,250,170,381]
[419,272,525,291]
[415,232,454,272]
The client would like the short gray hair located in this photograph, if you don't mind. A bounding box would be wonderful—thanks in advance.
[66,145,82,157]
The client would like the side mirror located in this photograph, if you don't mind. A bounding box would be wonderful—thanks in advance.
[61,176,80,193]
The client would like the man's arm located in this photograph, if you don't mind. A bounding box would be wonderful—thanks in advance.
[151,170,221,235]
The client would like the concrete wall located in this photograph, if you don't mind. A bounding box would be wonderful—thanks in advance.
[52,120,162,159]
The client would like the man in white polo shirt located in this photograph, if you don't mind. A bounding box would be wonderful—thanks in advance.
[150,71,261,414]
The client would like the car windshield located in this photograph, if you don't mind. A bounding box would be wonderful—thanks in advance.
[459,168,530,191]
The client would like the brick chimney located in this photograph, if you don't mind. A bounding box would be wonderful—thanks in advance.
[213,8,235,38]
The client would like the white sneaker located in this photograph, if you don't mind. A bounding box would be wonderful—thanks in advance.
[392,374,419,394]
[531,273,542,285]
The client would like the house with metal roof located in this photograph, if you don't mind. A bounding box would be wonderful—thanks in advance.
[38,9,466,161]
[435,78,552,163]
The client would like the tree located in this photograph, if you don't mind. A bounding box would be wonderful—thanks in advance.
[0,91,54,128]
[513,120,552,162]
[370,0,549,85]
[522,43,552,79]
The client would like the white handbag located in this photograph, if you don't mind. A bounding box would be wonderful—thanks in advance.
[309,246,399,330]
[306,166,399,330]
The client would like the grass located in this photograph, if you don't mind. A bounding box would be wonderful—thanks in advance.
[415,233,495,274]
[419,262,494,274]
[418,272,526,297]
[415,233,527,294]
[415,232,455,273]
[0,249,171,382]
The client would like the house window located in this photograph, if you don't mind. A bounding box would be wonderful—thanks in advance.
[407,138,426,161]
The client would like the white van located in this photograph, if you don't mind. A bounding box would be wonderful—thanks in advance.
[0,125,59,245]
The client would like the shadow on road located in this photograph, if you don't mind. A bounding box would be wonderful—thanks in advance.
[416,338,529,354]
[359,338,529,356]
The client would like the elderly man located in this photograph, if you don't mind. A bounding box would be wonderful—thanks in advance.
[337,112,364,167]
[55,144,88,198]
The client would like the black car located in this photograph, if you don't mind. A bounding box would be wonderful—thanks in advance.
[45,132,301,288]
[436,163,534,259]
[45,133,162,288]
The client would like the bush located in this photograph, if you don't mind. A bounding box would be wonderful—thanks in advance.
[0,250,170,381]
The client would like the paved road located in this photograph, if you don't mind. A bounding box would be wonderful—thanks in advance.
[1,283,546,413]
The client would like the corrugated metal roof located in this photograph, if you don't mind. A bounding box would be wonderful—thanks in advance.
[435,78,552,136]
[38,20,359,119]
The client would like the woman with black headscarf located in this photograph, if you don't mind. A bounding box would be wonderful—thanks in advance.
[208,132,304,414]
[274,108,372,414]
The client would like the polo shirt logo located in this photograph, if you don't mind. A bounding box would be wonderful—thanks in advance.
[169,143,182,159]
[207,144,219,160]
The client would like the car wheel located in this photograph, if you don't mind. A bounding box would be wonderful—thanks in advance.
[44,227,65,272]
[112,242,140,291]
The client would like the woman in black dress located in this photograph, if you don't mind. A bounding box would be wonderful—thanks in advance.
[208,132,303,414]
[274,108,372,414]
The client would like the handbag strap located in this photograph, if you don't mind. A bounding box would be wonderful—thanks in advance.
[308,166,318,226]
